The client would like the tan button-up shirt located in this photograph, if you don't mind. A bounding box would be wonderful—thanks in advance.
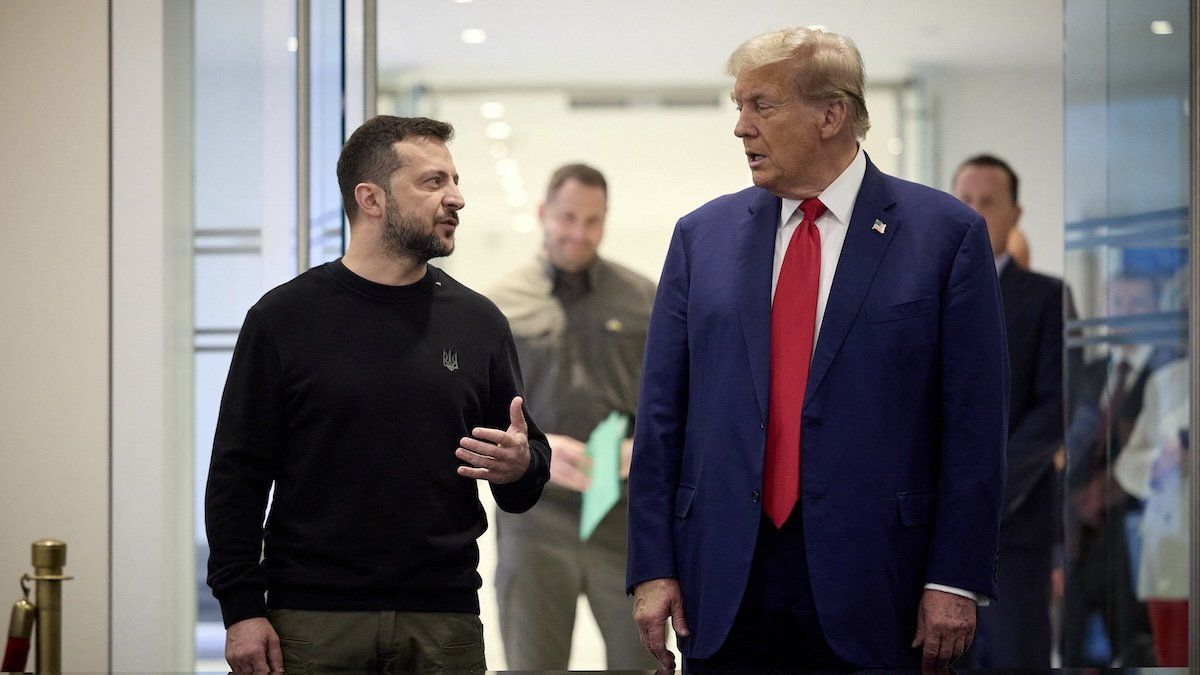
[488,255,656,443]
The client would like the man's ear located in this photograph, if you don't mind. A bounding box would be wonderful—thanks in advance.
[355,183,384,219]
[819,99,849,140]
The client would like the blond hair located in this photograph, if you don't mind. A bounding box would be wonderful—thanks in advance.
[726,27,871,140]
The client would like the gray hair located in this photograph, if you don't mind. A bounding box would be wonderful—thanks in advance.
[726,27,871,140]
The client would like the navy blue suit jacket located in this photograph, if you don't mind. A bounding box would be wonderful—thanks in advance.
[996,264,1064,550]
[627,157,1009,667]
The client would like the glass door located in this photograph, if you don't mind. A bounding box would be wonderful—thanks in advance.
[1061,0,1194,666]
[190,0,350,667]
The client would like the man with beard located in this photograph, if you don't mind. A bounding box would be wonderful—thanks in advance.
[205,116,550,672]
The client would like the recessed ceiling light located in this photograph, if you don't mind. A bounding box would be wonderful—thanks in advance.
[500,175,524,192]
[806,25,827,32]
[513,213,537,233]
[479,102,506,119]
[460,28,487,44]
[452,0,476,4]
[485,122,511,140]
[1150,20,1173,35]
[494,158,520,176]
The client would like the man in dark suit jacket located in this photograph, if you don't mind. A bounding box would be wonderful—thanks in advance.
[953,155,1064,667]
[627,27,1008,671]
[1062,272,1173,666]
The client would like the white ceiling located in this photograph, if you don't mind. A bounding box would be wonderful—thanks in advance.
[377,0,1065,89]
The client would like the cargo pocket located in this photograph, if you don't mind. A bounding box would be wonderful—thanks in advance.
[438,615,486,671]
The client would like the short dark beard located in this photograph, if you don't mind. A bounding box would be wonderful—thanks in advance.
[381,192,454,262]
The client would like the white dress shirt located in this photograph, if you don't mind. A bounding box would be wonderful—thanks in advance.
[772,146,986,606]
[994,252,1011,276]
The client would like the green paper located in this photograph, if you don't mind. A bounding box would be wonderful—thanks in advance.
[580,412,628,541]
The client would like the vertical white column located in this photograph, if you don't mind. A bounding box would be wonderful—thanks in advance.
[110,0,195,670]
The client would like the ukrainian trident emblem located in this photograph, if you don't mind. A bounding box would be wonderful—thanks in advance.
[442,350,459,371]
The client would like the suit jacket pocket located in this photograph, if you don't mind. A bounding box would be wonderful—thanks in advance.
[866,295,933,323]
[675,485,696,518]
[897,490,934,526]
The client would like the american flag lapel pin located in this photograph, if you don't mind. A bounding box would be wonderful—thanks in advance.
[872,219,887,235]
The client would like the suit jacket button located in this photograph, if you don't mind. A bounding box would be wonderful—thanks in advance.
[751,490,761,503]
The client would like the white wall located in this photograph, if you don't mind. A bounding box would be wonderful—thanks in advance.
[928,66,1066,277]
[0,1,111,669]
[411,86,908,294]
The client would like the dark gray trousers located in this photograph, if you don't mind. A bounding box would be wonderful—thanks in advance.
[268,608,485,672]
[494,486,657,670]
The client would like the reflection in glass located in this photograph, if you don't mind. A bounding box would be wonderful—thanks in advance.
[1062,0,1191,666]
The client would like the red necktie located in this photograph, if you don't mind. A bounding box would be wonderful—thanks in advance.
[764,198,826,528]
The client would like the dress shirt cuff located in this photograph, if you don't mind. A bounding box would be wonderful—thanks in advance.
[924,583,990,607]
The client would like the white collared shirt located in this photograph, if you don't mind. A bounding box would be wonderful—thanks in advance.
[771,146,987,606]
[995,252,1011,276]
[772,146,866,349]
[1107,344,1154,399]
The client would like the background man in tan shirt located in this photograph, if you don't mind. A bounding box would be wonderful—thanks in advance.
[488,164,657,670]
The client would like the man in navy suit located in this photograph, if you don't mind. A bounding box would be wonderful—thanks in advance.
[627,27,1008,671]
[954,155,1064,667]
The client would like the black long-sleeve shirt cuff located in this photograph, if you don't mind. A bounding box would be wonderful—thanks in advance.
[491,437,549,513]
[218,590,267,629]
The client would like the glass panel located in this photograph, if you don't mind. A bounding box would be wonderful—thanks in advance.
[192,1,297,666]
[308,0,347,266]
[190,0,344,668]
[1062,0,1191,667]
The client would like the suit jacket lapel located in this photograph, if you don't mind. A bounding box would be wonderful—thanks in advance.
[737,188,781,424]
[804,159,899,407]
[998,264,1020,328]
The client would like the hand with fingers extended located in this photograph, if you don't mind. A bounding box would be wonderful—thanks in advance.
[456,396,532,484]
[912,588,976,673]
[633,577,690,673]
[546,433,591,491]
[225,617,284,673]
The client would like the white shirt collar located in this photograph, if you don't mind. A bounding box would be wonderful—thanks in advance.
[995,253,1011,276]
[1120,344,1153,372]
[780,146,866,227]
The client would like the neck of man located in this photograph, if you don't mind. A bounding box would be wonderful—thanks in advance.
[782,138,860,200]
[342,225,429,286]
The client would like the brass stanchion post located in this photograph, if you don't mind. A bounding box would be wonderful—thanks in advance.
[31,540,66,673]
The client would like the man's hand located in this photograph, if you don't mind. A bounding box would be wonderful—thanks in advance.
[457,396,532,484]
[633,578,690,673]
[546,433,592,491]
[912,589,975,672]
[620,438,634,480]
[225,617,283,672]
